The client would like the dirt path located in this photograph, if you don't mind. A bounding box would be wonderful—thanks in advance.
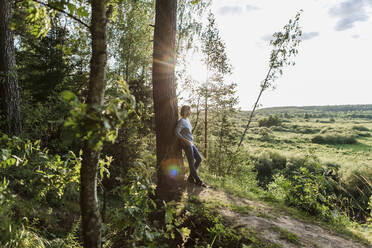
[187,186,371,248]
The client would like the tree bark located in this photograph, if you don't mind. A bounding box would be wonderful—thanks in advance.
[0,0,22,135]
[152,0,185,201]
[80,1,108,247]
[192,96,200,134]
[204,86,208,159]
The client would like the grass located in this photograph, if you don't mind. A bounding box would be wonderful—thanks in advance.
[199,130,372,246]
[229,204,253,214]
[179,195,284,248]
[200,172,266,201]
[270,226,300,246]
[195,112,372,246]
[241,118,372,167]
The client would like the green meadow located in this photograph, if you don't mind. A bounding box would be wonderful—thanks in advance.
[223,105,372,224]
[242,116,372,167]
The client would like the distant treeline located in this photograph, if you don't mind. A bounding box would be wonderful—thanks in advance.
[238,104,372,119]
[259,104,372,113]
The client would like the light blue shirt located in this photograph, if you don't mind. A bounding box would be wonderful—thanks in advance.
[175,118,193,144]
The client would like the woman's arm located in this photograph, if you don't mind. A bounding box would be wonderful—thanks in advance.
[175,120,191,146]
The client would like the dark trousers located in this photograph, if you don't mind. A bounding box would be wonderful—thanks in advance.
[182,144,202,182]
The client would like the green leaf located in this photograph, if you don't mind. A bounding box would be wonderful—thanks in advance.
[61,90,75,101]
[66,3,76,15]
[76,7,89,17]
[178,227,191,239]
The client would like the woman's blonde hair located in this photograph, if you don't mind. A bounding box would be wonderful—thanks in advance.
[180,105,191,117]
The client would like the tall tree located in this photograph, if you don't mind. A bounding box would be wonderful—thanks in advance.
[237,11,303,148]
[0,0,22,135]
[80,1,110,247]
[152,0,185,201]
[201,12,231,159]
[108,0,154,83]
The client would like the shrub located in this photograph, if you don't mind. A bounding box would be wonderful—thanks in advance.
[251,150,370,221]
[253,151,286,187]
[258,115,282,127]
[296,126,320,134]
[258,127,273,141]
[109,162,165,247]
[180,197,251,248]
[340,164,372,221]
[0,178,14,245]
[320,127,332,134]
[352,125,369,131]
[356,131,371,137]
[0,134,81,200]
[253,149,372,221]
[0,133,82,245]
[285,166,332,220]
[270,126,286,132]
[267,174,291,202]
[311,134,357,145]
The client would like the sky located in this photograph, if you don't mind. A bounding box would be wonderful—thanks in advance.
[186,0,372,111]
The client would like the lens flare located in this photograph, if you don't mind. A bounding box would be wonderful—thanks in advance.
[161,159,182,179]
[168,164,180,177]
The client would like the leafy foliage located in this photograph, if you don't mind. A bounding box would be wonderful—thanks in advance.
[311,134,357,145]
[0,133,82,246]
[253,149,372,222]
[258,115,282,128]
[62,78,136,151]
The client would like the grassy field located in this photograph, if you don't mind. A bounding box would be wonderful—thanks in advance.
[240,115,372,168]
[228,107,372,224]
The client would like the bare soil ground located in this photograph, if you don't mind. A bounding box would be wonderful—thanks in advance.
[186,185,372,248]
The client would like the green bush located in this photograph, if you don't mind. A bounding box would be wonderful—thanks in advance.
[21,96,70,154]
[320,127,332,134]
[252,150,372,221]
[0,133,82,246]
[262,154,336,219]
[284,165,333,220]
[267,174,291,202]
[356,131,371,137]
[0,178,14,245]
[253,151,286,187]
[296,126,320,134]
[258,127,273,141]
[270,126,286,132]
[109,162,171,247]
[179,197,251,248]
[258,115,282,127]
[0,134,80,200]
[340,164,372,221]
[311,134,357,145]
[352,125,369,132]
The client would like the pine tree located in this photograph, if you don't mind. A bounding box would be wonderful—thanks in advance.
[152,0,185,201]
[0,0,22,135]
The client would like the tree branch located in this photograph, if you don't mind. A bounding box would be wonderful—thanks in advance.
[30,0,90,29]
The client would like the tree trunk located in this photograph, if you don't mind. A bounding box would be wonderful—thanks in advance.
[192,96,200,134]
[0,0,22,135]
[152,0,185,201]
[204,86,208,159]
[80,1,108,247]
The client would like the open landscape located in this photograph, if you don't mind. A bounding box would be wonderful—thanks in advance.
[1,0,372,247]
